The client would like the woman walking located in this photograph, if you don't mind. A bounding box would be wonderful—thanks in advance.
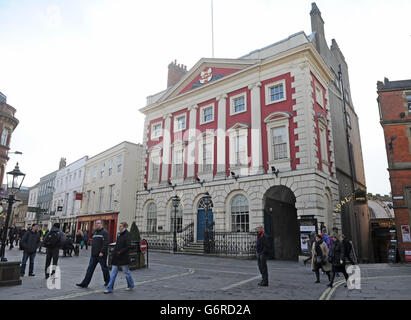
[104,222,134,293]
[327,233,349,287]
[311,234,331,283]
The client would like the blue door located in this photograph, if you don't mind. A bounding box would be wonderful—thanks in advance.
[197,208,214,241]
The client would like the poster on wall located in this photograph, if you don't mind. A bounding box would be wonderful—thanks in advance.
[401,225,411,243]
[300,234,310,252]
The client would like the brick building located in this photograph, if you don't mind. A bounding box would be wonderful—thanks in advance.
[377,78,411,261]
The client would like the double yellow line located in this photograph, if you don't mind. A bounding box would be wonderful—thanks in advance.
[318,280,345,300]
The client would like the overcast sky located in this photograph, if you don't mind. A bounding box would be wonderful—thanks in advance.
[0,0,410,195]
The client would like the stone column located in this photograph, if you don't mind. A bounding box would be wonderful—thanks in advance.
[248,82,264,175]
[186,105,198,181]
[161,113,172,185]
[216,94,227,178]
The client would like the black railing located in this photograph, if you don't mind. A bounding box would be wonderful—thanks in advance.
[205,231,257,258]
[140,222,194,252]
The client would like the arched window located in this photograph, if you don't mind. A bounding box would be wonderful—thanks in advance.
[146,203,157,232]
[170,203,183,232]
[231,194,249,232]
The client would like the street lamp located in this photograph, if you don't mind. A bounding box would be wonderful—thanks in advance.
[202,192,212,253]
[0,163,25,261]
[172,195,180,253]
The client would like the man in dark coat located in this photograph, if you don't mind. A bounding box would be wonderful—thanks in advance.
[20,223,41,276]
[256,225,269,286]
[8,225,16,249]
[327,234,349,287]
[44,223,63,279]
[104,222,134,293]
[76,220,110,288]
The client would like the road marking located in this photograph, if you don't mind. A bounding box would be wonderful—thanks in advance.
[45,267,195,300]
[320,275,411,300]
[220,275,261,291]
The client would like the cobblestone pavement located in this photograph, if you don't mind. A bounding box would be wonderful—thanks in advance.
[1,247,410,300]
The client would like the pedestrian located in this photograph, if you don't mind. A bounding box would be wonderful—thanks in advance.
[104,222,134,293]
[44,223,63,279]
[327,233,349,288]
[311,234,331,283]
[20,223,41,276]
[320,227,330,249]
[256,225,269,286]
[63,229,74,257]
[341,234,357,265]
[8,225,16,249]
[303,231,316,265]
[19,228,27,250]
[74,230,83,256]
[76,220,110,288]
[82,229,88,250]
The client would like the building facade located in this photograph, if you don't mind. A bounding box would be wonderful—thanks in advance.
[78,141,143,243]
[26,184,39,228]
[0,92,19,189]
[136,3,370,261]
[37,170,57,231]
[51,156,88,234]
[309,4,370,262]
[377,78,411,262]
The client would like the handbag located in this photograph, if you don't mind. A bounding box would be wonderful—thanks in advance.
[315,256,323,265]
[80,240,85,246]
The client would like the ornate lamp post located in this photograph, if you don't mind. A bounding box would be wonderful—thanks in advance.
[202,192,212,253]
[172,195,180,253]
[0,163,25,262]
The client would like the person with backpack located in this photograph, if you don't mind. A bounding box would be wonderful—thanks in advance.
[44,223,63,279]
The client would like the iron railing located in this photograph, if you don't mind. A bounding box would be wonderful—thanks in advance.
[140,222,194,252]
[205,231,257,259]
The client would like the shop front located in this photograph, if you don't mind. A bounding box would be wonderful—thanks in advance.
[77,213,118,244]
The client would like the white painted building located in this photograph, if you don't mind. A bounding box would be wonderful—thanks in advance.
[51,156,88,233]
[78,141,143,243]
[25,184,39,228]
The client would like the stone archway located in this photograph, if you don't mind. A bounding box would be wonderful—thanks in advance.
[263,185,299,261]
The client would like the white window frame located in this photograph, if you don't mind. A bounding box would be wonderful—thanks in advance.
[151,121,163,139]
[100,162,105,178]
[98,187,104,212]
[265,113,291,171]
[108,159,113,176]
[172,141,186,180]
[230,92,247,116]
[0,128,9,146]
[148,148,161,183]
[315,84,324,107]
[265,79,286,105]
[199,104,214,125]
[228,125,249,170]
[146,202,157,232]
[174,114,187,132]
[197,132,214,175]
[318,119,329,172]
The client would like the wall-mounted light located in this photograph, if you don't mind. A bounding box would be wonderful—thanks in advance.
[195,176,205,186]
[389,135,397,151]
[231,171,239,181]
[168,180,177,190]
[271,166,280,177]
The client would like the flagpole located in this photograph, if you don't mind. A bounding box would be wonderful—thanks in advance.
[211,0,214,58]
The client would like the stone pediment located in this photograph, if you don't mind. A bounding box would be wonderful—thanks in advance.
[159,58,259,103]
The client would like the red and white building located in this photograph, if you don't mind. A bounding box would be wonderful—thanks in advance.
[136,32,340,260]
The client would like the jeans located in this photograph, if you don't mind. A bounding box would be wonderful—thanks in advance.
[106,265,134,291]
[80,255,110,286]
[257,253,268,284]
[21,252,36,275]
[45,247,60,276]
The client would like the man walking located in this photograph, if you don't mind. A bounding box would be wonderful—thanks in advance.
[76,220,110,288]
[104,222,134,293]
[82,229,88,250]
[20,223,41,276]
[256,225,269,286]
[44,223,63,279]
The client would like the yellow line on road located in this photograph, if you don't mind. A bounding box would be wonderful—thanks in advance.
[45,267,195,300]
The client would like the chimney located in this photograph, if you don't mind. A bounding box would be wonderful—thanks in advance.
[59,157,66,170]
[310,2,325,55]
[167,60,187,88]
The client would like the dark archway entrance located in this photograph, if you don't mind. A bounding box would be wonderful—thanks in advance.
[264,185,299,261]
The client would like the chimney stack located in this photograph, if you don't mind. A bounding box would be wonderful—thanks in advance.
[167,60,187,88]
[59,157,66,170]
